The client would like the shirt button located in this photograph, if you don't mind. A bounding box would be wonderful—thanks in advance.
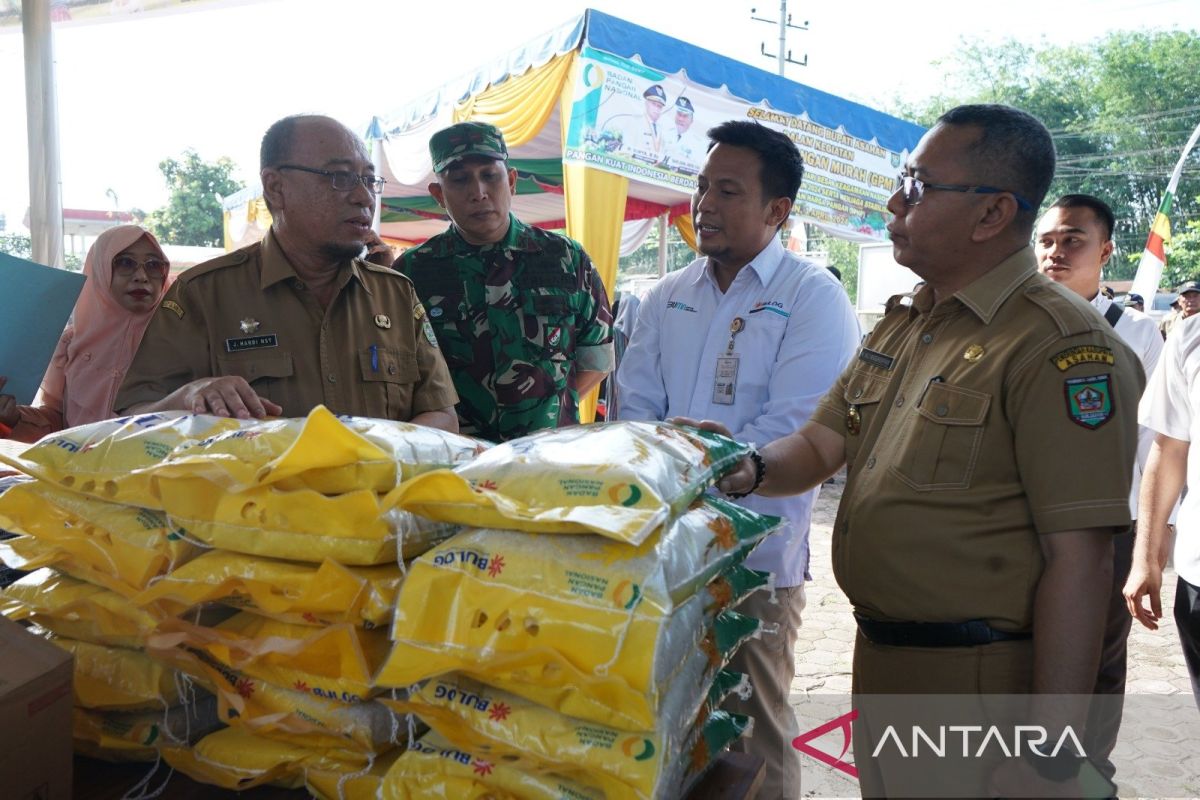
[328,374,337,384]
[866,456,876,469]
[83,352,92,361]
[921,333,933,344]
[853,388,863,399]
[894,395,904,408]
[936,405,949,417]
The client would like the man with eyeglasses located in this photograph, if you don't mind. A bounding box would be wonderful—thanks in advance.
[1035,193,1162,787]
[702,105,1142,797]
[116,114,459,430]
[395,121,613,442]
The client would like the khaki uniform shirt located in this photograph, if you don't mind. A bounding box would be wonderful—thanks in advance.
[811,247,1143,631]
[116,230,458,420]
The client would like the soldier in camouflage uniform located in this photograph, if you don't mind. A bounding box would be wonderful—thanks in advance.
[395,122,614,442]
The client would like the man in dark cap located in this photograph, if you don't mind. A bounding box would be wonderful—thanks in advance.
[1162,280,1200,338]
[394,121,614,442]
[623,84,667,164]
[661,95,701,173]
[1126,293,1144,312]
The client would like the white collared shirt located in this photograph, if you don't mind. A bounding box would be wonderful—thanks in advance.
[1139,313,1200,584]
[616,237,860,586]
[1092,294,1164,517]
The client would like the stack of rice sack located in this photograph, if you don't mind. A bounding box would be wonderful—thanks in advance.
[374,421,782,799]
[0,406,489,791]
[0,426,221,763]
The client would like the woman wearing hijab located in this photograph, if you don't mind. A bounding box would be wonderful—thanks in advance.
[0,225,170,442]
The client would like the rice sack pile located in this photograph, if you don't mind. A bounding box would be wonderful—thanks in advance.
[378,423,777,797]
[0,408,488,786]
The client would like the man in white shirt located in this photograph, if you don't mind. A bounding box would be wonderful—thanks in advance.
[617,119,860,799]
[1035,193,1163,781]
[1125,312,1200,711]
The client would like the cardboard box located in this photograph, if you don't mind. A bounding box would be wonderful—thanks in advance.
[0,617,73,800]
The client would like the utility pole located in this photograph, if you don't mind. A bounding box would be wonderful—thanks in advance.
[751,2,808,76]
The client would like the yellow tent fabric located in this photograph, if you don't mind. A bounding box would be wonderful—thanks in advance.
[559,54,628,423]
[673,214,697,252]
[453,53,575,148]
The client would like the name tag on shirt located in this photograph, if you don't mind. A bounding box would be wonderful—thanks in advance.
[225,334,279,353]
[713,355,739,405]
[858,347,895,370]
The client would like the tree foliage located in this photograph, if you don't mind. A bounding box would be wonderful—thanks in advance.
[891,30,1200,283]
[145,150,244,247]
[0,231,81,270]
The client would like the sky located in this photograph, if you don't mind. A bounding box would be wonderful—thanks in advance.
[1,0,1198,234]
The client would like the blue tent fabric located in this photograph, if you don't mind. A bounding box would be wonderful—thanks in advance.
[376,9,923,156]
[582,9,924,154]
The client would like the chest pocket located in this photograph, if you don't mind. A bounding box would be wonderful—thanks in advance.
[842,368,889,467]
[522,293,573,360]
[359,347,420,419]
[216,352,294,385]
[892,381,990,491]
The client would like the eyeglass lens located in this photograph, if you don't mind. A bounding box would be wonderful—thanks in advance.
[113,255,167,276]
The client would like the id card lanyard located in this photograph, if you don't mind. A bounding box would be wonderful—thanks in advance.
[713,316,745,405]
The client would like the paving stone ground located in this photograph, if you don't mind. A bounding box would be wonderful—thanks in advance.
[790,475,1198,799]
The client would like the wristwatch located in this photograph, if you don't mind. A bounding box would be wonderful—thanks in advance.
[1023,738,1084,782]
[726,448,766,499]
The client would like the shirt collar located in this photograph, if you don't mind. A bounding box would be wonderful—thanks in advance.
[691,235,786,289]
[951,246,1038,324]
[260,228,369,293]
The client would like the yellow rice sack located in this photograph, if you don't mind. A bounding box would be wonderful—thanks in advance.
[51,635,184,710]
[152,642,404,755]
[0,480,198,596]
[156,478,457,565]
[1,568,164,648]
[399,673,749,799]
[0,411,249,506]
[149,612,390,703]
[161,726,368,791]
[307,748,403,800]
[386,422,750,545]
[380,729,603,800]
[154,404,489,494]
[417,609,758,734]
[72,692,221,763]
[378,551,767,730]
[136,550,403,629]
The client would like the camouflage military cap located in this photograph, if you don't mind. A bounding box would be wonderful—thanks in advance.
[429,121,509,173]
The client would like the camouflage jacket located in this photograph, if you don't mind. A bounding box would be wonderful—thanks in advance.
[397,215,614,442]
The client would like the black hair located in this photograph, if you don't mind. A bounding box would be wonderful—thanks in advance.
[1048,194,1116,241]
[705,120,804,203]
[260,114,311,172]
[935,104,1056,228]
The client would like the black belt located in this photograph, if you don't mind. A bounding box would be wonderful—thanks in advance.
[855,613,1032,648]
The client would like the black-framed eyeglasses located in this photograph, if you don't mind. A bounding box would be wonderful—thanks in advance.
[895,173,1033,212]
[112,254,169,278]
[276,164,387,195]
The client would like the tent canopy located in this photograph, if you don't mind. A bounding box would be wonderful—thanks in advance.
[367,9,924,246]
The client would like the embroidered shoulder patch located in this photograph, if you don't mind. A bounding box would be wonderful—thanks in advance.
[1051,345,1114,371]
[1064,374,1113,429]
[162,300,185,319]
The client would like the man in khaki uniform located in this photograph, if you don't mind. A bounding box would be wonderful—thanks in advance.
[697,105,1142,797]
[116,115,458,429]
